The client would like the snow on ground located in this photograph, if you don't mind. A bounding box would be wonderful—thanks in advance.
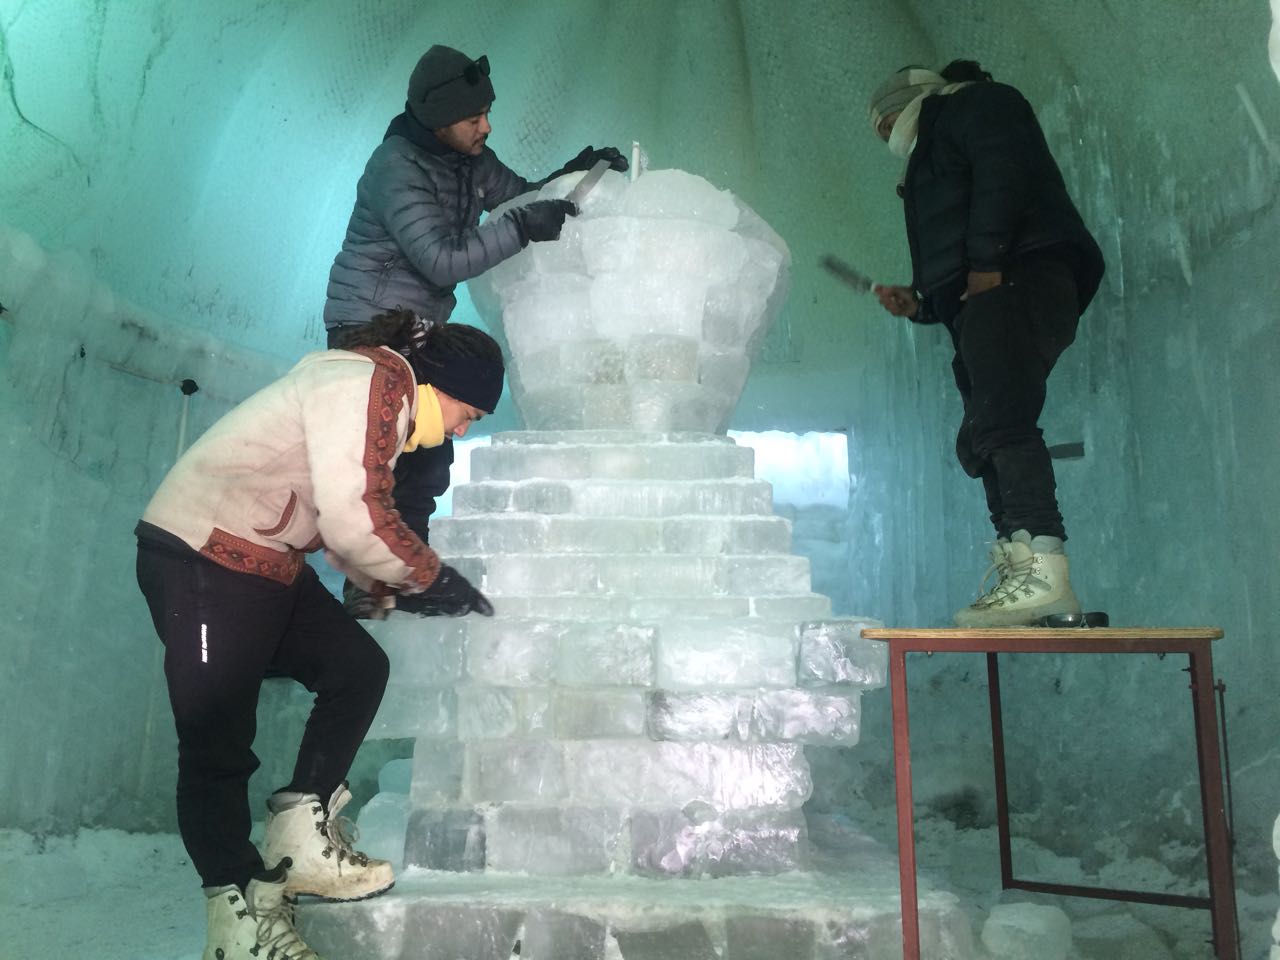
[1,822,1276,959]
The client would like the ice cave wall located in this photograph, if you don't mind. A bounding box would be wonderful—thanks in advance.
[2,0,1279,887]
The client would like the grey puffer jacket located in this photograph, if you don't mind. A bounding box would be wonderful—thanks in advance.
[324,112,535,329]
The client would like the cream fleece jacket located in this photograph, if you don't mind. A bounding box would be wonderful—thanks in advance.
[141,346,441,593]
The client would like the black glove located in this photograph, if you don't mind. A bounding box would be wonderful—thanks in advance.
[509,199,577,244]
[556,144,629,176]
[397,564,494,618]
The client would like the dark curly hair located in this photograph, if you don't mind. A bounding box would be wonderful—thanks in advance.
[333,309,504,372]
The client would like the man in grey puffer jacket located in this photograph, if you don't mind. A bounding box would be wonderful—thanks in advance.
[322,45,626,615]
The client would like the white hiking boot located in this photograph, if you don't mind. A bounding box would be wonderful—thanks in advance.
[953,530,1081,627]
[262,782,394,901]
[203,860,320,960]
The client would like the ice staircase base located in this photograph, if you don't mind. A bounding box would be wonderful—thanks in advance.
[296,822,977,960]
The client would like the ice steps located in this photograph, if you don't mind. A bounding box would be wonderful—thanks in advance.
[367,615,886,690]
[448,552,812,599]
[366,617,885,745]
[431,513,793,555]
[469,438,755,481]
[297,825,976,959]
[452,478,774,517]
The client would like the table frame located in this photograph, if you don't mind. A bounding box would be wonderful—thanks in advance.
[861,627,1238,960]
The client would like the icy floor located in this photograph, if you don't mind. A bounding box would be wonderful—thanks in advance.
[1,818,1275,959]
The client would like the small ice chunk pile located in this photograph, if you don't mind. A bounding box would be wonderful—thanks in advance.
[470,168,791,432]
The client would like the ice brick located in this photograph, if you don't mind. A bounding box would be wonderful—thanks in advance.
[628,383,731,433]
[368,685,455,740]
[431,514,550,554]
[518,338,625,386]
[659,515,789,555]
[725,916,817,960]
[452,481,517,514]
[543,517,664,554]
[399,902,523,960]
[590,267,706,340]
[570,479,773,517]
[797,619,889,688]
[751,689,860,744]
[614,922,720,960]
[470,440,752,482]
[554,622,655,686]
[623,334,700,382]
[629,597,752,619]
[409,739,465,806]
[493,596,633,621]
[485,806,626,874]
[629,808,807,877]
[511,480,575,513]
[364,617,465,685]
[564,741,810,810]
[465,619,561,686]
[655,620,797,688]
[481,554,721,598]
[467,741,567,803]
[647,691,751,741]
[402,806,486,871]
[750,594,833,619]
[294,896,407,960]
[647,690,859,744]
[519,910,607,960]
[552,688,648,738]
[457,686,552,740]
[501,274,594,358]
[724,554,811,595]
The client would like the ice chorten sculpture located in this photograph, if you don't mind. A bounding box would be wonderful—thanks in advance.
[298,169,975,960]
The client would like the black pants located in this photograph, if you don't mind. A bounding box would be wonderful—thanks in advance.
[327,323,453,543]
[946,257,1080,541]
[135,532,389,891]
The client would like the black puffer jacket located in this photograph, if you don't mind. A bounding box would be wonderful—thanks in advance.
[323,112,535,329]
[902,82,1104,324]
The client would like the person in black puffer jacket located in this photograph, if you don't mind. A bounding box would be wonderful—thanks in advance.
[867,59,1105,627]
[323,45,627,616]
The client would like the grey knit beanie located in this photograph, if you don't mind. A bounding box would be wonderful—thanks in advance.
[867,66,946,135]
[407,45,495,129]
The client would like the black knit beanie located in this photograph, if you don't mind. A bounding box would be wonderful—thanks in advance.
[406,45,495,129]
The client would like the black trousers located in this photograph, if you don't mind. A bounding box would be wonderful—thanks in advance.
[135,534,389,890]
[945,257,1080,541]
[326,322,453,543]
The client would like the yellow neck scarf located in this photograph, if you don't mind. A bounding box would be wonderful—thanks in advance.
[403,384,445,452]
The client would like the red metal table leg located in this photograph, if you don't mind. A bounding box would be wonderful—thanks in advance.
[987,651,1014,887]
[1187,644,1239,960]
[890,645,921,960]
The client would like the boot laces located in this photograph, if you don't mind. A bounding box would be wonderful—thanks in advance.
[315,802,371,868]
[981,551,1045,605]
[253,897,318,960]
[973,542,1012,603]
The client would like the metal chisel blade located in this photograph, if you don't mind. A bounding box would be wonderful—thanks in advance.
[566,158,611,206]
[820,254,874,293]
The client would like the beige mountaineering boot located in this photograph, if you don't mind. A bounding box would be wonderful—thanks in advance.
[953,530,1082,627]
[261,782,394,901]
[203,860,320,960]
